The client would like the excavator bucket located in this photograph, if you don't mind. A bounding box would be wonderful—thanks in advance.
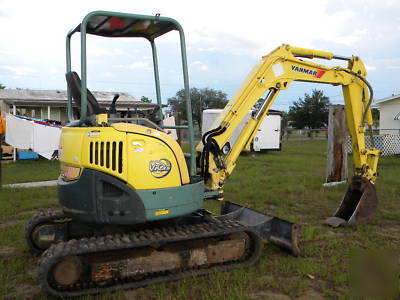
[217,201,301,256]
[325,176,378,227]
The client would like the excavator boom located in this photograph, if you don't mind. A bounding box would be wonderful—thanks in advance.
[199,44,380,226]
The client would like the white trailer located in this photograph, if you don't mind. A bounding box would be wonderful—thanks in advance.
[202,109,282,152]
[253,113,282,151]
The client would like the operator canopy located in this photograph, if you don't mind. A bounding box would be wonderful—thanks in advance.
[73,14,178,39]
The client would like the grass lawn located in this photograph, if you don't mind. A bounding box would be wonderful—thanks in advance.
[0,140,398,299]
[1,159,59,185]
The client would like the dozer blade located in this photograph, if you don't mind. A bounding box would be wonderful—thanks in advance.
[325,176,378,227]
[217,201,301,256]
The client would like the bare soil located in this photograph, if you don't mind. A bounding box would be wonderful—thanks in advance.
[4,284,41,300]
[249,290,291,300]
[0,245,16,255]
[297,289,327,299]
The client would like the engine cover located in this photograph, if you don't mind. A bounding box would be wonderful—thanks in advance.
[59,123,190,189]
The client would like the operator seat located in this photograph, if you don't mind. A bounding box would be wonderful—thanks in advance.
[65,71,107,121]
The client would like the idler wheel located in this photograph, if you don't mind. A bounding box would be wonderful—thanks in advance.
[52,256,82,286]
[31,225,57,250]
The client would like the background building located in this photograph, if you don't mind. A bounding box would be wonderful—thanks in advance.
[0,89,159,122]
[374,94,400,134]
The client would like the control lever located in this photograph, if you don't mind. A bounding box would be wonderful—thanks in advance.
[109,94,120,117]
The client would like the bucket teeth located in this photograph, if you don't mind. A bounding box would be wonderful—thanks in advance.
[325,176,378,227]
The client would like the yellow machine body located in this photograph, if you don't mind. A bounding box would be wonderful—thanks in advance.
[59,123,190,190]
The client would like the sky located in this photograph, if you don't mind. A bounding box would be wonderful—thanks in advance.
[0,0,399,111]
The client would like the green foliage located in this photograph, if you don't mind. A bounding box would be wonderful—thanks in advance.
[0,187,58,222]
[140,96,152,103]
[168,87,228,129]
[281,111,289,130]
[1,159,59,185]
[371,108,379,121]
[0,83,5,89]
[288,89,330,129]
[371,108,380,127]
[252,97,264,110]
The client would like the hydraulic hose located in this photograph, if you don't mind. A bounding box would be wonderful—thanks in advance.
[335,68,374,125]
[335,67,376,148]
[201,126,226,178]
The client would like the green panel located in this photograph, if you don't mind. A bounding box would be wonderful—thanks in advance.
[137,181,204,221]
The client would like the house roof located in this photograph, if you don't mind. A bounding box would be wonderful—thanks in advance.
[0,89,162,110]
[373,94,400,106]
[372,94,400,121]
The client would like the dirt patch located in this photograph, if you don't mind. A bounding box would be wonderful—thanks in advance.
[0,245,16,255]
[27,266,39,278]
[297,289,327,299]
[123,287,155,299]
[249,290,291,300]
[4,284,41,300]
[0,208,49,229]
[381,225,400,235]
[0,218,23,229]
[16,208,42,216]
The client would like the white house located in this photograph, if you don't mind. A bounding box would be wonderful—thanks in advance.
[373,94,400,135]
[0,89,160,122]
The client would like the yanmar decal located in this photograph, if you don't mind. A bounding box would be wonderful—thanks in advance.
[149,159,172,178]
[291,65,325,78]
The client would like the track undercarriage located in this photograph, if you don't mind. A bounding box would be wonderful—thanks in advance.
[26,203,300,298]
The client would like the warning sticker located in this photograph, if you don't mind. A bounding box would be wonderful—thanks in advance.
[155,209,169,216]
[272,63,285,77]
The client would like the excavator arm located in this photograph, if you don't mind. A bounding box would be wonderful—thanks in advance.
[199,44,380,226]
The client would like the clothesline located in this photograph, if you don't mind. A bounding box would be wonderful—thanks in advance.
[5,114,62,160]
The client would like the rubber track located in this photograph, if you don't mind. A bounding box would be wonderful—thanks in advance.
[25,210,70,254]
[39,220,263,298]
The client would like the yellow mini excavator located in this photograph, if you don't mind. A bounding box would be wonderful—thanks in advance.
[25,11,380,298]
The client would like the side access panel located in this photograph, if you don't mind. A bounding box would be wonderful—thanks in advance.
[59,168,204,225]
[59,169,146,225]
[138,181,204,221]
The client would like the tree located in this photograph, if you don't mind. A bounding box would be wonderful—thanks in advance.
[281,111,289,132]
[288,89,330,129]
[168,87,228,129]
[0,83,5,89]
[140,96,152,103]
[253,98,264,110]
[371,108,380,128]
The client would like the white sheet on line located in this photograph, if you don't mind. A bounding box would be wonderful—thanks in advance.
[5,113,34,149]
[5,114,61,159]
[33,123,61,159]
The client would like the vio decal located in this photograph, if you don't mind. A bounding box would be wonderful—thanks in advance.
[149,159,172,178]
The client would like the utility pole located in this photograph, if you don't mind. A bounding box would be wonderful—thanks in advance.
[324,105,348,185]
